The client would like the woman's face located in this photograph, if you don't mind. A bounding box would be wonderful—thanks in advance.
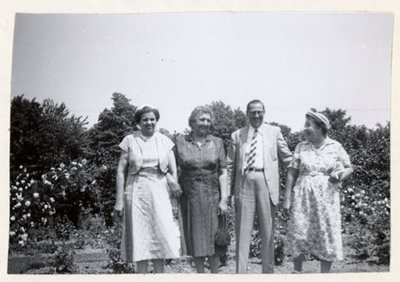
[139,111,157,136]
[193,113,212,136]
[304,117,322,142]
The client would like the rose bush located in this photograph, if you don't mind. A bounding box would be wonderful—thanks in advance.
[9,160,103,247]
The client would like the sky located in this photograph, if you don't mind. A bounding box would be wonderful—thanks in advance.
[11,12,393,134]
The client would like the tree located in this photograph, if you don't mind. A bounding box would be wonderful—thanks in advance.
[85,93,137,166]
[10,95,42,175]
[10,95,88,176]
[206,101,246,148]
[85,92,137,226]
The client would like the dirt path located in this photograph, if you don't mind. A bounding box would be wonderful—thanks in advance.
[19,241,389,274]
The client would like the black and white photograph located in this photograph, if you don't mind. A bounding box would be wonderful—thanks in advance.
[1,1,396,279]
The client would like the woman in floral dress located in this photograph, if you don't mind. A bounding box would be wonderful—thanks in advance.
[283,111,353,273]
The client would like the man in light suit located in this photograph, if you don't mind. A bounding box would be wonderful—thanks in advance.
[227,99,293,273]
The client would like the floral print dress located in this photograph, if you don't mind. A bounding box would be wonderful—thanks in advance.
[287,138,351,261]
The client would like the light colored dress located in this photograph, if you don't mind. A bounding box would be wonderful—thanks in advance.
[175,134,226,257]
[119,132,181,262]
[287,137,351,261]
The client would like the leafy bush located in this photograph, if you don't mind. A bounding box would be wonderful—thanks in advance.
[51,244,77,273]
[9,160,104,247]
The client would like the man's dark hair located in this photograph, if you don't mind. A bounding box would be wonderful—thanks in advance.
[246,99,265,113]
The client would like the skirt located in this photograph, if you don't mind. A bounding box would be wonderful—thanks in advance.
[121,169,181,262]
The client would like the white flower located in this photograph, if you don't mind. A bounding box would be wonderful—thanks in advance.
[60,163,65,168]
[51,167,55,171]
[10,216,15,221]
[44,180,52,186]
[21,180,26,184]
[30,179,35,184]
[22,214,28,219]
[71,161,77,166]
[33,192,39,198]
[10,231,16,236]
[27,213,31,217]
[65,173,70,179]
[16,193,23,201]
[41,218,47,224]
[15,203,22,209]
[12,186,17,191]
[19,165,23,169]
[20,227,25,232]
[21,233,28,240]
[16,181,20,186]
[82,159,87,165]
[18,188,23,192]
[49,211,55,216]
[25,201,31,207]
[78,163,83,168]
[44,204,48,209]
[91,180,96,185]
[71,166,77,171]
[18,240,25,246]
[49,197,55,203]
[101,165,108,170]
[30,222,35,227]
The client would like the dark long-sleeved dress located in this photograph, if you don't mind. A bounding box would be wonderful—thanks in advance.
[175,133,226,257]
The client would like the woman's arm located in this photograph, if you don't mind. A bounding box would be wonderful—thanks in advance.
[339,165,354,182]
[167,150,178,181]
[115,150,129,212]
[166,150,182,198]
[218,168,229,213]
[283,168,298,210]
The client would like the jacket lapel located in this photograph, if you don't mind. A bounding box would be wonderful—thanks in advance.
[239,126,250,173]
[260,124,272,167]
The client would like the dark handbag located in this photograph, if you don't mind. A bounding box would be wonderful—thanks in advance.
[215,214,231,247]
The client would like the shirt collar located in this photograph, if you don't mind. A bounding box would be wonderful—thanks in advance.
[248,124,264,136]
[304,136,334,148]
[186,132,212,143]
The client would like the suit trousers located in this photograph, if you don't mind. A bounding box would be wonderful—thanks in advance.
[235,171,276,273]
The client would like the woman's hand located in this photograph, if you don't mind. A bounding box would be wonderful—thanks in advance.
[218,198,228,215]
[283,198,291,210]
[329,171,342,184]
[166,172,182,198]
[114,208,123,224]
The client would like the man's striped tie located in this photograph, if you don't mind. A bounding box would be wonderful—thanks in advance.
[245,129,258,172]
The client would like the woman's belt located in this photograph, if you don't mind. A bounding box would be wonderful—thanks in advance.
[302,171,329,177]
[180,170,218,181]
[128,166,162,175]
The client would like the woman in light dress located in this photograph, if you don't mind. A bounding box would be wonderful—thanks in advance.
[283,111,353,273]
[114,105,181,273]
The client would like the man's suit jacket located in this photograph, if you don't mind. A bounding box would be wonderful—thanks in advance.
[226,123,293,205]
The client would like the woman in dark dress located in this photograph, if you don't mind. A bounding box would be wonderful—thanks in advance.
[175,106,229,273]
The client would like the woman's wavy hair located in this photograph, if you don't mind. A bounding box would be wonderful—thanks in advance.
[188,106,215,130]
[134,105,160,124]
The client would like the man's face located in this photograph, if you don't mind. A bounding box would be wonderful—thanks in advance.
[247,102,265,128]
